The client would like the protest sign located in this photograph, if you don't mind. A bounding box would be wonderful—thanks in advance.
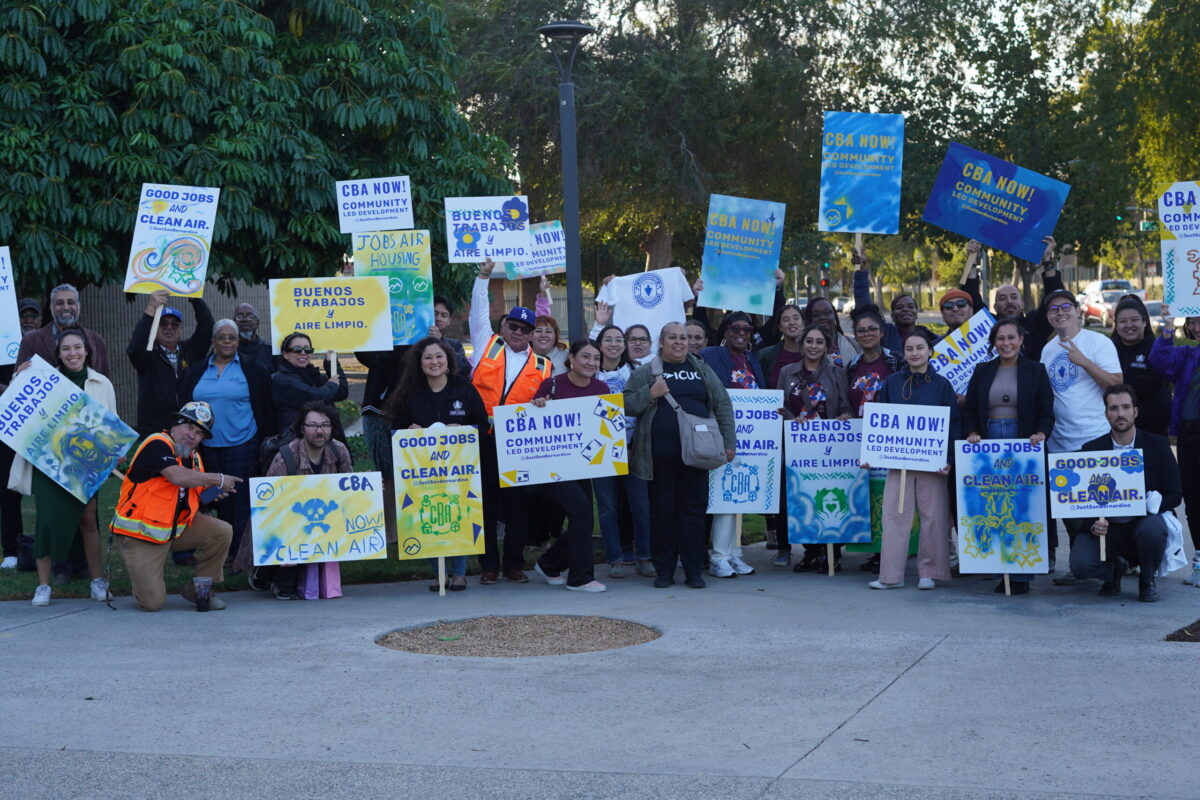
[494,394,629,487]
[268,276,392,354]
[707,390,782,513]
[444,196,533,263]
[124,183,221,297]
[351,229,433,346]
[922,143,1070,263]
[249,472,387,566]
[860,402,951,472]
[336,175,413,233]
[392,427,485,561]
[955,440,1049,574]
[0,246,21,366]
[1048,449,1145,518]
[699,195,786,316]
[818,111,905,235]
[845,468,920,555]
[499,221,568,279]
[785,419,871,544]
[931,309,996,393]
[0,356,136,502]
[1158,181,1200,315]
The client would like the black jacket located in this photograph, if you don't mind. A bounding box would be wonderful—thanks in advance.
[356,346,410,416]
[1114,337,1171,436]
[180,353,275,442]
[389,373,488,431]
[1077,429,1182,531]
[271,359,349,436]
[127,298,214,436]
[238,335,277,374]
[962,356,1055,441]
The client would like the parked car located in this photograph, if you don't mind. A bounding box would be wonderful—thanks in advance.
[785,297,810,312]
[1083,279,1145,301]
[1080,290,1125,327]
[832,296,855,314]
[1144,301,1165,335]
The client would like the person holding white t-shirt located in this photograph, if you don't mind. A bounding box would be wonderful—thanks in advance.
[595,268,694,354]
[1038,288,1123,580]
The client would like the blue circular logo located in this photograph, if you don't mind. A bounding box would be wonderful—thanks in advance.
[1047,352,1077,392]
[633,273,665,309]
[5,342,17,358]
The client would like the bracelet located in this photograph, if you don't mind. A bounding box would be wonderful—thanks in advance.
[217,473,224,489]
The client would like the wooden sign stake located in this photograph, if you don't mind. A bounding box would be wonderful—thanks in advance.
[327,350,338,380]
[897,469,907,513]
[1098,516,1107,562]
[437,556,446,598]
[827,543,835,577]
[959,249,979,285]
[1003,574,1011,596]
[146,305,163,352]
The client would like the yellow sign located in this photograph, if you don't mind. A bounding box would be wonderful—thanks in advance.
[268,276,393,353]
[494,394,629,487]
[249,472,387,565]
[392,427,485,560]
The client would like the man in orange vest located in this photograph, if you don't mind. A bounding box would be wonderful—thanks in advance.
[469,258,552,584]
[111,402,242,611]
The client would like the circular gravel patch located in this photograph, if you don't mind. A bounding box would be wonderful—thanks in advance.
[377,614,660,657]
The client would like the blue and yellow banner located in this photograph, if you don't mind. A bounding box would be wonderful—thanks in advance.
[931,309,995,393]
[351,229,434,346]
[955,440,1049,574]
[786,419,871,544]
[249,472,387,565]
[494,395,629,487]
[391,427,485,561]
[1048,449,1145,518]
[123,183,221,298]
[699,194,785,317]
[818,111,905,235]
[268,276,393,354]
[1158,180,1200,316]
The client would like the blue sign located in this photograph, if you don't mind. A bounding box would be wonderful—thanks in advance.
[922,143,1071,263]
[699,194,785,316]
[818,111,905,235]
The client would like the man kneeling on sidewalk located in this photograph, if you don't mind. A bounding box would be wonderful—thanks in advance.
[1072,384,1181,602]
[110,402,242,611]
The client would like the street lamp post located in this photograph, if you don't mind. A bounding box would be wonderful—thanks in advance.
[537,20,595,341]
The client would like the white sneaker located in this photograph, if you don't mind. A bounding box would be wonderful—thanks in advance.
[0,556,17,569]
[729,556,756,576]
[534,562,565,586]
[565,580,606,593]
[708,558,735,578]
[90,578,112,602]
[32,584,51,606]
[1186,566,1200,586]
[868,579,904,589]
[918,578,936,590]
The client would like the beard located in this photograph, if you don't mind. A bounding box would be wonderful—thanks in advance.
[175,443,194,459]
[239,330,254,341]
[54,312,79,328]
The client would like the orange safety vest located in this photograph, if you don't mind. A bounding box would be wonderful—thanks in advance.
[471,335,551,417]
[110,433,205,544]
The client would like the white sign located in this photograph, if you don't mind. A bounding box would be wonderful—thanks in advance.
[1048,449,1146,518]
[444,195,533,263]
[1158,180,1200,316]
[931,309,995,394]
[707,389,783,513]
[335,175,413,233]
[124,183,221,297]
[955,439,1049,574]
[860,402,951,472]
[785,418,872,544]
[0,247,21,365]
[499,221,567,279]
[494,394,628,487]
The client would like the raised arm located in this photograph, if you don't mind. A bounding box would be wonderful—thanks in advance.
[468,259,497,366]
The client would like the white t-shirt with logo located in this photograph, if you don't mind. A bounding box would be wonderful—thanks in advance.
[1040,328,1121,452]
[597,267,694,347]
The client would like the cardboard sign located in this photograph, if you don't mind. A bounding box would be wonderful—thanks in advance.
[268,276,393,353]
[444,195,533,263]
[0,356,136,502]
[335,175,413,233]
[818,111,905,235]
[699,194,786,316]
[785,419,872,544]
[124,183,221,297]
[0,247,22,366]
[392,427,485,561]
[922,143,1070,263]
[351,229,433,346]
[955,440,1049,573]
[494,394,629,487]
[1158,181,1200,315]
[499,221,568,279]
[707,390,783,513]
[1048,449,1146,518]
[931,309,996,394]
[249,472,387,565]
[860,402,951,472]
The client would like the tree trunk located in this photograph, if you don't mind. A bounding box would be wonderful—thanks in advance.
[519,277,539,312]
[641,225,673,271]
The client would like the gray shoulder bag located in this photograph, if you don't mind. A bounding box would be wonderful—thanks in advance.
[651,357,727,470]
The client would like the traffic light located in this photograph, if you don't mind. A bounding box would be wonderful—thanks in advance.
[820,278,829,288]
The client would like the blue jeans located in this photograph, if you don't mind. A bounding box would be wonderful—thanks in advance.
[985,417,1031,582]
[594,474,651,564]
[427,555,466,577]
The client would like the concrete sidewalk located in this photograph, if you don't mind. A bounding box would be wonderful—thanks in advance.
[3,544,1197,799]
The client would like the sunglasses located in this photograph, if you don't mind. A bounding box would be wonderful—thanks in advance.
[727,325,753,334]
[287,346,315,354]
[505,322,533,334]
[941,299,970,310]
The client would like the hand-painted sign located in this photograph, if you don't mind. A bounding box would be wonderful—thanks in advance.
[499,221,568,279]
[1158,181,1200,315]
[0,356,136,502]
[818,111,905,235]
[1048,449,1146,518]
[249,472,387,565]
[444,196,533,263]
[494,394,629,487]
[699,194,786,316]
[335,175,413,233]
[268,276,393,353]
[124,183,220,297]
[392,426,485,560]
[955,439,1049,573]
[0,247,21,366]
[931,309,996,393]
[351,229,433,346]
[707,389,782,513]
[860,402,951,472]
[922,143,1070,263]
[785,419,871,544]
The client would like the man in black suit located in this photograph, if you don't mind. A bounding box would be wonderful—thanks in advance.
[1071,384,1181,602]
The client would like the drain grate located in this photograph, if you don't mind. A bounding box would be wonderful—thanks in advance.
[377,614,660,657]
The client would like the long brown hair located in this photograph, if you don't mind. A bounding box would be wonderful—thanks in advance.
[383,338,457,422]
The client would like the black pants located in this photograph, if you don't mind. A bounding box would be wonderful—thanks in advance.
[1177,429,1200,548]
[536,481,596,586]
[478,435,530,573]
[649,456,708,579]
[0,442,20,558]
[1069,514,1168,583]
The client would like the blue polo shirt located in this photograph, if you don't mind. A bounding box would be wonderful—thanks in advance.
[193,353,257,446]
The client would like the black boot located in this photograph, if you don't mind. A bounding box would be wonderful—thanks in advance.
[1138,574,1159,602]
[1099,557,1126,597]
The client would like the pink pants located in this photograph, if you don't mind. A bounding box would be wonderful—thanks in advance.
[880,469,951,585]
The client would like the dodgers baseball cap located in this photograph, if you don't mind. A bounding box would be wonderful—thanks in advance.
[162,306,184,321]
[507,306,536,329]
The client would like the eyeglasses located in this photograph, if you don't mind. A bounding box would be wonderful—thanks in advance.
[234,314,257,322]
[600,337,625,344]
[855,326,881,335]
[941,299,970,310]
[213,335,238,342]
[1047,302,1075,313]
[627,336,650,344]
[303,422,332,430]
[159,321,181,329]
[287,346,315,354]
[505,323,532,334]
[727,325,753,334]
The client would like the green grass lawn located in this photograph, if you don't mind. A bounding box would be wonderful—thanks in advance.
[0,446,765,601]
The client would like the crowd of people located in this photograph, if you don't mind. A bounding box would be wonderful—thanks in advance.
[3,234,1198,609]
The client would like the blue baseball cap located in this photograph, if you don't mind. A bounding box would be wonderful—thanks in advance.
[507,306,536,329]
[162,306,184,321]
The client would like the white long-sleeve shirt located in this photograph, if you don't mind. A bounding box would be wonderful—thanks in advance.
[468,277,532,392]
